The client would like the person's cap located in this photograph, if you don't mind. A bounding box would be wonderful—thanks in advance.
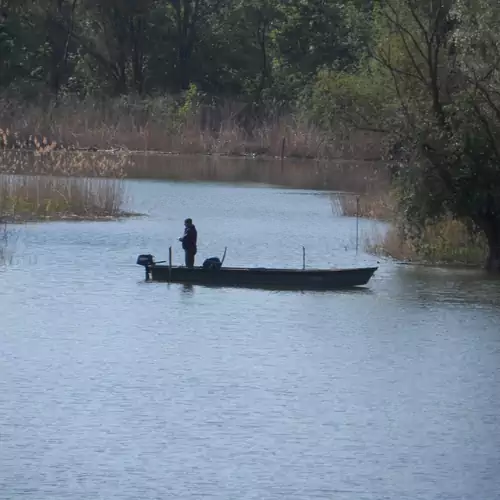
[184,218,192,224]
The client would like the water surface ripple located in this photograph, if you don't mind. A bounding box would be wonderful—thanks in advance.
[1,179,499,500]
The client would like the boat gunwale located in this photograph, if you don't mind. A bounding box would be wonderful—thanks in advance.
[149,264,379,274]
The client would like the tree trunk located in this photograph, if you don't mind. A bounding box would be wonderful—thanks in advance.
[172,0,196,91]
[483,219,500,272]
[130,17,145,95]
[178,45,190,90]
[46,17,66,96]
[486,235,500,272]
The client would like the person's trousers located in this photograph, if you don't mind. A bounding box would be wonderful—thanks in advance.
[184,250,196,268]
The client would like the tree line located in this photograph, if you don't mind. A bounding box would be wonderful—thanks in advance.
[0,0,369,104]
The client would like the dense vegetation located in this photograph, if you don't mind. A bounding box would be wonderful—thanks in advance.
[0,0,369,103]
[1,0,500,271]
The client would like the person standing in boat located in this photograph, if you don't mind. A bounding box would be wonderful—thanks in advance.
[179,218,197,268]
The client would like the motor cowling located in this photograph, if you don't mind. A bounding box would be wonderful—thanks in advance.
[137,254,155,267]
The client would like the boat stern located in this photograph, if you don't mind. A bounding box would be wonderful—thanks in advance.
[136,254,155,280]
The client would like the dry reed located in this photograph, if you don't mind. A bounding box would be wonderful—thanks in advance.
[331,182,489,267]
[0,220,7,262]
[0,174,128,221]
[0,96,383,160]
[330,189,395,221]
[364,216,488,266]
[0,141,132,220]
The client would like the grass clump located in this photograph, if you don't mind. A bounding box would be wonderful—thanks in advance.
[0,175,129,221]
[0,220,7,263]
[0,148,130,178]
[0,144,133,221]
[333,186,489,268]
[330,188,395,221]
[365,217,488,267]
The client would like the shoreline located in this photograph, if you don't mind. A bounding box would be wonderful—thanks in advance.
[395,260,490,271]
[0,146,385,164]
[1,211,144,224]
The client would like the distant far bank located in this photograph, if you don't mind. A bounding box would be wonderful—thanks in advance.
[0,96,384,163]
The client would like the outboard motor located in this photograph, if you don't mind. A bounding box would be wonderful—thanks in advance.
[137,254,155,267]
[137,254,155,280]
[202,256,222,270]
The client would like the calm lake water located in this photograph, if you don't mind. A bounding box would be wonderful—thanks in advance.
[1,173,500,500]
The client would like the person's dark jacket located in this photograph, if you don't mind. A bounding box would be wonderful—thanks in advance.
[181,224,197,252]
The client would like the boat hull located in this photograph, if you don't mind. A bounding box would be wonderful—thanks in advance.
[145,265,378,290]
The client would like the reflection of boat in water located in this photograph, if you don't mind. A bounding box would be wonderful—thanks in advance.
[136,250,378,291]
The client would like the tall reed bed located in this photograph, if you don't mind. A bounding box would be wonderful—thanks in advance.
[0,146,132,221]
[0,149,129,177]
[365,218,488,266]
[0,96,383,160]
[331,186,488,267]
[0,219,7,261]
[330,189,394,221]
[0,174,127,221]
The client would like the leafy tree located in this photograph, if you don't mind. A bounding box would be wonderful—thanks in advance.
[312,0,500,271]
[167,0,232,91]
[0,0,367,101]
[0,1,47,94]
[69,0,159,95]
[40,0,79,95]
[380,0,500,271]
[277,0,361,77]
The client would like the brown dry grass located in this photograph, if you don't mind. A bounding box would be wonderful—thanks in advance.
[0,220,7,262]
[331,181,489,267]
[0,174,128,221]
[0,145,132,221]
[0,148,131,177]
[330,189,395,221]
[0,96,383,160]
[364,215,488,266]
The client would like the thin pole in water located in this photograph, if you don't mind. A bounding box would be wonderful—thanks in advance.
[302,246,306,270]
[355,195,360,256]
[280,137,286,171]
[168,246,172,281]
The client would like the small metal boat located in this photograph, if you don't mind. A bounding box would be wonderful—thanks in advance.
[136,249,378,291]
